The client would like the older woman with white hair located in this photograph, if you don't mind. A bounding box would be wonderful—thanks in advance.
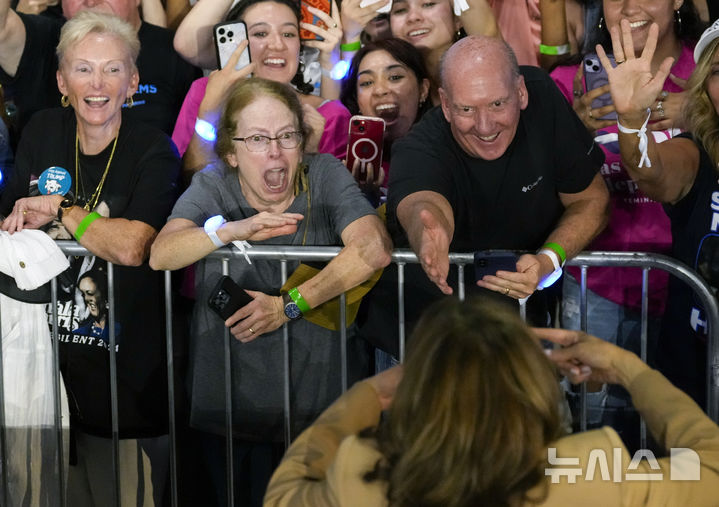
[0,11,180,506]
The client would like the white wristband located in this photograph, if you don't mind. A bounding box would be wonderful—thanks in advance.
[617,108,652,168]
[204,215,227,248]
[538,248,561,271]
[454,0,470,15]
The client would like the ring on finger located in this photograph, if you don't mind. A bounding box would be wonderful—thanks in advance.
[660,90,668,99]
[588,110,594,119]
[656,101,665,118]
[249,327,255,334]
[22,210,27,215]
[504,287,510,296]
[573,89,582,98]
[615,59,625,65]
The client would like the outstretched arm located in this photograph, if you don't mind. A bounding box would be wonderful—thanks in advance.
[396,190,455,295]
[173,0,234,68]
[600,20,699,204]
[460,0,501,39]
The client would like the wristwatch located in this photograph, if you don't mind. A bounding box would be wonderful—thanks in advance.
[282,292,303,321]
[57,198,74,221]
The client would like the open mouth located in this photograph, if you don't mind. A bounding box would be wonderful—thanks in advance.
[408,28,430,38]
[263,58,287,68]
[84,96,110,106]
[628,20,648,30]
[264,167,287,191]
[375,103,399,123]
[478,133,499,142]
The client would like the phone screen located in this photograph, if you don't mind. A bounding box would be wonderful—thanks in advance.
[214,21,251,70]
[300,0,331,41]
[583,53,616,121]
[346,116,385,181]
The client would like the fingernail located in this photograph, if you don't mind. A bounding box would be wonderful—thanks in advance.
[580,366,592,374]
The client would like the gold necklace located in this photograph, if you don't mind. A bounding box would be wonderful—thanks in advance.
[74,130,118,211]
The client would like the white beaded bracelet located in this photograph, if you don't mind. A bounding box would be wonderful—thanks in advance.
[616,108,652,168]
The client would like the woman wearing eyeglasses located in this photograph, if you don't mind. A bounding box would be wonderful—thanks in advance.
[150,77,391,505]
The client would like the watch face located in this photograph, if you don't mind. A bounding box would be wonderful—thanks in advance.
[284,301,302,320]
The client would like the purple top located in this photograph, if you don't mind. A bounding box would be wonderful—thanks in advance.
[550,43,695,313]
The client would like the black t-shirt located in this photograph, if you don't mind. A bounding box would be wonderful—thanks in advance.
[0,15,201,137]
[0,108,180,437]
[388,65,603,252]
[658,134,717,407]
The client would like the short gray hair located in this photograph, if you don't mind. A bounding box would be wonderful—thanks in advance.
[56,11,140,70]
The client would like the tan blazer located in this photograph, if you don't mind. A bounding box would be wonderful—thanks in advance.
[265,370,719,506]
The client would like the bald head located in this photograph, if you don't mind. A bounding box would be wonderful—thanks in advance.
[440,36,519,95]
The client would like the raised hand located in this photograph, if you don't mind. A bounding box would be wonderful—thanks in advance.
[597,20,674,122]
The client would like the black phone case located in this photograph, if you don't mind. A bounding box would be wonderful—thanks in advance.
[473,251,518,281]
[208,275,253,321]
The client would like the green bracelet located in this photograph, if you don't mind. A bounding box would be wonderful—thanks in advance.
[542,242,567,266]
[340,40,361,52]
[74,212,101,242]
[288,287,311,314]
[539,43,570,56]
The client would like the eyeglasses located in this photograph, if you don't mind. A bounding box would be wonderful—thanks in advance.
[232,131,303,152]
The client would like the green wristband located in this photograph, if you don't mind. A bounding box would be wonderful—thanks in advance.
[542,242,567,266]
[539,43,570,56]
[74,212,101,242]
[288,287,311,314]
[340,40,361,52]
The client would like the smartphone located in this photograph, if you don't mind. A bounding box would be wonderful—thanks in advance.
[213,21,251,71]
[583,53,616,121]
[473,251,518,281]
[346,116,385,181]
[300,0,331,41]
[207,275,253,321]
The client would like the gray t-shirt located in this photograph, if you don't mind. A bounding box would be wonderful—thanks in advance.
[169,153,376,440]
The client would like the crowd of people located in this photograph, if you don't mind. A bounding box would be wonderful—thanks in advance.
[0,0,719,505]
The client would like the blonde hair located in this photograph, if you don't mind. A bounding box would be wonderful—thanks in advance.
[56,11,139,71]
[369,298,563,507]
[683,38,719,169]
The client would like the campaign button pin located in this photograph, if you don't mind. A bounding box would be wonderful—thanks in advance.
[38,166,71,195]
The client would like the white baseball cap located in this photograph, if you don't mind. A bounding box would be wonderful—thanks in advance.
[694,18,719,63]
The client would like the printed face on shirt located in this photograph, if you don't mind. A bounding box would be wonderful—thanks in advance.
[79,276,106,319]
[242,2,301,84]
[62,0,140,23]
[390,0,460,53]
[439,58,528,160]
[226,95,302,212]
[56,33,139,133]
[356,49,429,142]
[602,0,683,54]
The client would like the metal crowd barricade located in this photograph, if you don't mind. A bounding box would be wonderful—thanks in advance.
[0,245,718,506]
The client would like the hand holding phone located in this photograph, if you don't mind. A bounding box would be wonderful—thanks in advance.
[208,275,253,322]
[473,251,518,282]
[346,116,385,182]
[300,0,332,41]
[583,53,616,121]
[214,21,251,70]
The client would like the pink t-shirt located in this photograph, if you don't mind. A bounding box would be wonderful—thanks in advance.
[171,77,351,160]
[489,0,541,67]
[550,43,695,313]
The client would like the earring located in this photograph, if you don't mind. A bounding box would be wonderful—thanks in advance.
[419,99,425,109]
[598,17,604,31]
[61,95,70,108]
[455,29,462,41]
[675,9,682,34]
[125,95,134,108]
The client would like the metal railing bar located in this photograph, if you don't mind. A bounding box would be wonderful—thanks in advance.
[107,263,121,507]
[579,266,588,433]
[281,260,291,448]
[51,278,66,507]
[163,270,178,507]
[0,292,7,507]
[221,258,234,507]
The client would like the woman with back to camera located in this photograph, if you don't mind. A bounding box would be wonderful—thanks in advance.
[150,77,391,505]
[340,0,500,106]
[265,297,719,506]
[172,0,351,178]
[0,11,179,506]
[549,0,704,434]
[340,37,430,202]
[599,18,719,409]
